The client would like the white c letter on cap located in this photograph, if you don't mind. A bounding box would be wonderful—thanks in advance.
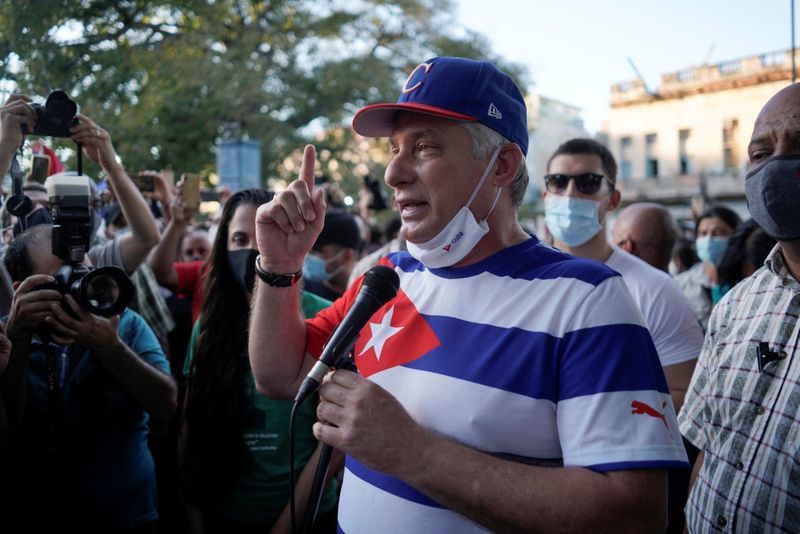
[402,62,433,94]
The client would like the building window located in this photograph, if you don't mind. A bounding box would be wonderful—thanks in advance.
[645,133,658,178]
[678,129,691,175]
[722,119,739,172]
[620,136,632,183]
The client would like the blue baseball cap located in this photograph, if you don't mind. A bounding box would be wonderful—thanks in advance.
[352,57,528,155]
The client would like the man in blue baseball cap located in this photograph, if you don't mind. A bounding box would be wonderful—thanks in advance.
[249,57,686,532]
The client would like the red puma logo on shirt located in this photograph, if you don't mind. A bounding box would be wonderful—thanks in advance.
[631,400,669,430]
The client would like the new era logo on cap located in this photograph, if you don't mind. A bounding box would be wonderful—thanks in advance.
[352,57,529,155]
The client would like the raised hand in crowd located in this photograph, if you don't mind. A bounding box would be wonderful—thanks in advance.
[147,179,200,291]
[147,170,175,223]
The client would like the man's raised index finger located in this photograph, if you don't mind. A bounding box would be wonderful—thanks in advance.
[300,144,317,195]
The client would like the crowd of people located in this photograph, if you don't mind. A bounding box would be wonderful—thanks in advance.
[0,55,797,533]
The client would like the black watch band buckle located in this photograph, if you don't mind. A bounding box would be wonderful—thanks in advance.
[254,255,302,287]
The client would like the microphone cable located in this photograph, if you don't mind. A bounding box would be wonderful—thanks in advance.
[289,399,300,534]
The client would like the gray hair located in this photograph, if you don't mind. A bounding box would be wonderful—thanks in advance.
[460,122,528,208]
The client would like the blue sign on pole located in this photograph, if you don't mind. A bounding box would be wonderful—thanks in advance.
[216,139,261,191]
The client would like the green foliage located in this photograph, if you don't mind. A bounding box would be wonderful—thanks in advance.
[0,0,529,193]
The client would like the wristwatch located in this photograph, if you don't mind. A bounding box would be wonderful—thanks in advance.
[254,255,302,287]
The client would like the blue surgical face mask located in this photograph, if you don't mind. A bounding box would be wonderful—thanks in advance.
[302,251,343,283]
[544,195,603,247]
[695,236,729,266]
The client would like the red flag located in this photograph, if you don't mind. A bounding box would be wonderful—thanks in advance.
[354,288,441,378]
[32,142,64,175]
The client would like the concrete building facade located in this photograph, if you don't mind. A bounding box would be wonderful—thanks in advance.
[525,93,589,202]
[601,48,798,216]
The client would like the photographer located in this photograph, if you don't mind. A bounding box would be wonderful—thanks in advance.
[1,223,177,531]
[0,94,160,275]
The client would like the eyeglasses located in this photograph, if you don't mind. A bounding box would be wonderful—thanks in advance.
[543,173,613,195]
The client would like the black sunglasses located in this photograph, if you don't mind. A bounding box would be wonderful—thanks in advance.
[543,173,613,195]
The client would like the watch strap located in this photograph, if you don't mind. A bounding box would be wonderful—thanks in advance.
[254,255,302,287]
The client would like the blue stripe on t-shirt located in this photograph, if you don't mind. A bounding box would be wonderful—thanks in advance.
[589,459,690,472]
[345,457,444,509]
[400,316,667,401]
[558,323,669,399]
[387,238,619,287]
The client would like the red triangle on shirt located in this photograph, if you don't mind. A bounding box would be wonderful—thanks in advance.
[354,288,441,378]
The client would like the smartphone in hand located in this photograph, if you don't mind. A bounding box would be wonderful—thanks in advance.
[182,173,201,209]
[133,172,156,192]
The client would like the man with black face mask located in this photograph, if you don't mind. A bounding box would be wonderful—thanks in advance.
[678,82,800,532]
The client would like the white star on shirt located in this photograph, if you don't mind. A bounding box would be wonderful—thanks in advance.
[359,305,403,361]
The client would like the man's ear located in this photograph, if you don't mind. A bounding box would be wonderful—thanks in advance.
[492,143,524,187]
[608,189,622,212]
[619,239,634,254]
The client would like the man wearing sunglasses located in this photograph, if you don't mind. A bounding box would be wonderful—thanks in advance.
[544,138,703,532]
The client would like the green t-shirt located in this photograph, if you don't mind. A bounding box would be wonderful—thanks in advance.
[184,290,337,525]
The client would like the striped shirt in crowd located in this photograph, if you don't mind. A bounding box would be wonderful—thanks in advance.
[679,244,800,533]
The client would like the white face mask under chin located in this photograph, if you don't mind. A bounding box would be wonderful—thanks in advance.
[406,146,502,268]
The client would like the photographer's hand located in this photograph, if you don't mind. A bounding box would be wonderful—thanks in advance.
[1,275,58,442]
[69,114,120,172]
[5,274,61,345]
[0,94,36,177]
[71,114,160,273]
[45,294,119,350]
[45,295,177,419]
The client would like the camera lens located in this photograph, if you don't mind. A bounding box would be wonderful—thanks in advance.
[85,274,122,311]
[75,266,134,316]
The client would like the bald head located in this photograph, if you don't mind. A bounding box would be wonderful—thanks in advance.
[748,82,800,169]
[612,202,678,272]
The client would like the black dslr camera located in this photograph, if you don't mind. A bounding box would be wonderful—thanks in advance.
[22,90,78,138]
[37,174,133,322]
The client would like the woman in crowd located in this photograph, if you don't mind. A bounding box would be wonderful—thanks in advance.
[179,188,339,533]
[716,219,777,291]
[674,205,741,330]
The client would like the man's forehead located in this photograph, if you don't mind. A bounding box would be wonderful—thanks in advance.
[752,85,800,135]
[389,112,464,141]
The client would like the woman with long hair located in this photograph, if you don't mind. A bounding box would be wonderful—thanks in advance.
[179,189,339,533]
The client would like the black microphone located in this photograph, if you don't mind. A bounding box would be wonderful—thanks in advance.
[294,265,400,403]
